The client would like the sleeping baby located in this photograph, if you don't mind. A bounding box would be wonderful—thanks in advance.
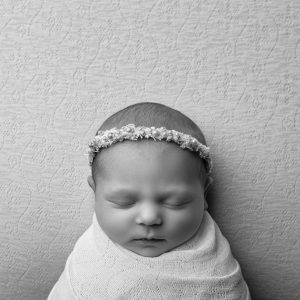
[48,102,251,299]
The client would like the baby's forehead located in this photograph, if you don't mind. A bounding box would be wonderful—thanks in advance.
[97,139,189,161]
[94,139,205,181]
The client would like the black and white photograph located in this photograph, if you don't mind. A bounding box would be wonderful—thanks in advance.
[1,1,299,299]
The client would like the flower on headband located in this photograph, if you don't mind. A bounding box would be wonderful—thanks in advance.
[88,124,212,174]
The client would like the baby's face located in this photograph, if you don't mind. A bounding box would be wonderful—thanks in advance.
[89,140,206,257]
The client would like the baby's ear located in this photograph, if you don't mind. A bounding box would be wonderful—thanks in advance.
[204,176,213,195]
[204,199,208,210]
[204,176,213,210]
[87,175,96,192]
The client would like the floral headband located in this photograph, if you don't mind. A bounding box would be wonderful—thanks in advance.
[88,124,212,175]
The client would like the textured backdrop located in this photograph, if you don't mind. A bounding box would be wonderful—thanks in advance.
[0,1,300,299]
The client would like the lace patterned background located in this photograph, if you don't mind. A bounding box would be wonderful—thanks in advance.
[0,1,299,299]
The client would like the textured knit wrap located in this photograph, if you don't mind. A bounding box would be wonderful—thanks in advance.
[48,211,251,300]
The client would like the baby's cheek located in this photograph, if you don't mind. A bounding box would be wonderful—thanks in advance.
[95,204,133,243]
[166,206,204,241]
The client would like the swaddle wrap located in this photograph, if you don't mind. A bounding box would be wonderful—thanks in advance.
[48,211,251,299]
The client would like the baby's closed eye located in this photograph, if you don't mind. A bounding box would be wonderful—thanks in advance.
[107,196,137,207]
[107,196,192,208]
[162,198,192,208]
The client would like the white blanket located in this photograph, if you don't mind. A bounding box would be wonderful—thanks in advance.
[48,211,251,299]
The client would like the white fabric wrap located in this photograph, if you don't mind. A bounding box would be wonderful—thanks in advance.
[48,212,251,300]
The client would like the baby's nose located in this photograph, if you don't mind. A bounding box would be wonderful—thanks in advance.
[135,202,162,226]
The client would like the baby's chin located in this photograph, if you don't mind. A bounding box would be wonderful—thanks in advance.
[128,246,169,257]
[124,239,191,257]
[123,242,175,257]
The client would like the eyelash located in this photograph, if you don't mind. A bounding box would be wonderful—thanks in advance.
[165,202,189,208]
[115,202,135,207]
[112,201,189,208]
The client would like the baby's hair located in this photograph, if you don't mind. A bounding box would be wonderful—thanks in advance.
[92,102,208,186]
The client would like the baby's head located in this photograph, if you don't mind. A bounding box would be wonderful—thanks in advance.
[87,102,212,257]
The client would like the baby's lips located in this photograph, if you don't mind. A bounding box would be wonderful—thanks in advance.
[135,237,165,241]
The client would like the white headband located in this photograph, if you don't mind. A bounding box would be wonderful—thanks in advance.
[88,124,212,174]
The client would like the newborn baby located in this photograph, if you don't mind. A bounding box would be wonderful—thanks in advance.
[48,102,251,299]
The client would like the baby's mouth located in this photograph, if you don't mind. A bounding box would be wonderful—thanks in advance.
[133,238,166,244]
[137,238,164,241]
